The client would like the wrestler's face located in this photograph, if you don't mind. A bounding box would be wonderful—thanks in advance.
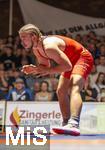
[20,32,33,50]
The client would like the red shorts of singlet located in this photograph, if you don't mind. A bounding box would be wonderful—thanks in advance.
[62,50,94,79]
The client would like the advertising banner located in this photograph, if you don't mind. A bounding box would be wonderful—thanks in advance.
[6,102,62,128]
[80,103,105,134]
[0,101,6,132]
[6,102,105,134]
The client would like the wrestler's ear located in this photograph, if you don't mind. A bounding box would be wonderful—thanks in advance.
[31,33,37,41]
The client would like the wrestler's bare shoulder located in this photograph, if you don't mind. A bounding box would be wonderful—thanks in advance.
[43,36,65,49]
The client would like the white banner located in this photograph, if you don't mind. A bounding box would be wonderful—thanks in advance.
[6,102,62,128]
[18,0,105,35]
[80,103,105,134]
[0,101,5,132]
[6,102,105,134]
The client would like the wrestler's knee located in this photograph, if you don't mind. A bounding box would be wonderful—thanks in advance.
[56,87,67,99]
[70,85,80,95]
[70,74,85,92]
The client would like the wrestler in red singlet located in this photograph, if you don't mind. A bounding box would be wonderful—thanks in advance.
[36,35,93,79]
[54,35,94,79]
[19,24,94,136]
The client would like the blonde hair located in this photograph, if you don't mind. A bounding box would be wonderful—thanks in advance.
[19,24,42,38]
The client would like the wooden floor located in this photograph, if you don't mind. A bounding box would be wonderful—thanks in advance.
[0,133,105,150]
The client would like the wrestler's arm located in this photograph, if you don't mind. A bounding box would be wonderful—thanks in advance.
[21,48,51,74]
[31,38,72,76]
[36,54,51,67]
[43,44,72,74]
[22,38,72,75]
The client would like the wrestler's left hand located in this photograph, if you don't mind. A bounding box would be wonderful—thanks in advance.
[31,65,50,77]
[21,64,38,75]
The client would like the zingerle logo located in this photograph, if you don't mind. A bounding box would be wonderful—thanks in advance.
[10,107,21,127]
[10,107,61,127]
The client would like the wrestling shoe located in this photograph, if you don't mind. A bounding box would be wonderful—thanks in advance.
[52,123,80,136]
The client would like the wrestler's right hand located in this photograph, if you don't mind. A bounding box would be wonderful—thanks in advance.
[21,64,37,75]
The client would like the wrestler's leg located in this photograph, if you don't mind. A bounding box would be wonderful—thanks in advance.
[53,53,93,135]
[53,75,85,135]
[69,74,85,126]
[56,75,70,125]
[69,53,93,123]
